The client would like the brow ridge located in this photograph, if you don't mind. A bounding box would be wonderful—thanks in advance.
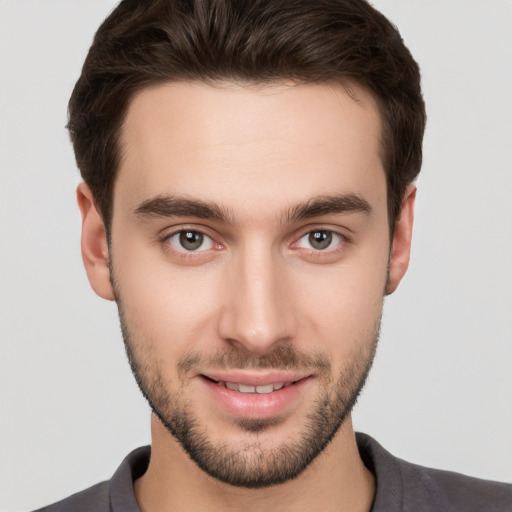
[134,195,232,222]
[133,193,372,224]
[285,194,372,223]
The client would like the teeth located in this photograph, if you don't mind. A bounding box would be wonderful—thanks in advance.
[255,384,274,394]
[222,381,290,393]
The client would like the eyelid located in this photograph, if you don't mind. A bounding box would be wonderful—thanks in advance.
[289,226,349,259]
[159,223,219,241]
[291,224,349,243]
[157,223,349,261]
[296,230,342,250]
[159,225,224,258]
[167,230,215,252]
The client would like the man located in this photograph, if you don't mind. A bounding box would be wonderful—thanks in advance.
[31,0,511,511]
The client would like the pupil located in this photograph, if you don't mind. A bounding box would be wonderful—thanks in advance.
[179,231,203,250]
[309,231,332,250]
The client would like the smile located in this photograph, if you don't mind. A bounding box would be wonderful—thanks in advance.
[200,373,311,419]
[212,380,295,394]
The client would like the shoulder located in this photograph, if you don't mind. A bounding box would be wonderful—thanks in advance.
[397,457,512,511]
[30,445,150,512]
[31,481,110,512]
[356,433,512,512]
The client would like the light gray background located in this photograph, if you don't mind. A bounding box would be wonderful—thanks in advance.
[1,1,511,511]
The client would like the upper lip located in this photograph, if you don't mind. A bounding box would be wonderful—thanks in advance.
[200,370,312,386]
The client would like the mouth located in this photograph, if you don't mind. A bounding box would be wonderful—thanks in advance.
[203,377,297,394]
[199,372,312,419]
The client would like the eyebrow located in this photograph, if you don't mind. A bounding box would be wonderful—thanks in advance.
[134,195,233,222]
[133,193,371,224]
[285,194,372,223]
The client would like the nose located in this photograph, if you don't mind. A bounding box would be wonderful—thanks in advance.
[217,243,296,354]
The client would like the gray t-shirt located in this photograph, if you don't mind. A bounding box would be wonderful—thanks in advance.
[33,433,512,511]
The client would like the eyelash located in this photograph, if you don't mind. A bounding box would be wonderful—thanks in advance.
[160,228,222,261]
[294,230,344,253]
[160,226,347,261]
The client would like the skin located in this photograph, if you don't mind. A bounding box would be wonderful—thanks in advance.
[78,81,415,512]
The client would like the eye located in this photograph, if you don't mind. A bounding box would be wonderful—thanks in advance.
[166,230,215,252]
[297,230,342,251]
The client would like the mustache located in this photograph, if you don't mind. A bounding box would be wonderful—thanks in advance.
[178,345,331,375]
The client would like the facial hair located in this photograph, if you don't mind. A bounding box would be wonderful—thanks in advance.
[116,298,380,489]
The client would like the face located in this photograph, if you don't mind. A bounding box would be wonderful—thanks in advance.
[80,81,414,488]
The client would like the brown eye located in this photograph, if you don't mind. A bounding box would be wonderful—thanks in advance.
[308,231,333,250]
[296,230,342,252]
[179,231,203,250]
[167,230,213,252]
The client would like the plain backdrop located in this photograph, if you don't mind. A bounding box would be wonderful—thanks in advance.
[1,1,511,510]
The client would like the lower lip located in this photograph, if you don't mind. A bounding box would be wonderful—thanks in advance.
[200,376,310,419]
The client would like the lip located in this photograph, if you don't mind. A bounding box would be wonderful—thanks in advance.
[202,370,311,387]
[199,371,312,420]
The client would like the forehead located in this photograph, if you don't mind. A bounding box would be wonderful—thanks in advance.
[116,81,386,219]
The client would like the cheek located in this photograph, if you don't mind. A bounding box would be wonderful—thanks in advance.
[112,242,223,353]
[291,249,388,351]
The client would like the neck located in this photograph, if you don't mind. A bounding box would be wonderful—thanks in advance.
[134,415,375,512]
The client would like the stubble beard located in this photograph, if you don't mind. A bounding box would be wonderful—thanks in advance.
[115,300,380,489]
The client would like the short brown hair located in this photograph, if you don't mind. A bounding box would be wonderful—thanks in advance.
[68,0,426,230]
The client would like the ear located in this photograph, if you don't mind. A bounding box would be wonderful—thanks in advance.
[386,184,416,295]
[77,183,115,301]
